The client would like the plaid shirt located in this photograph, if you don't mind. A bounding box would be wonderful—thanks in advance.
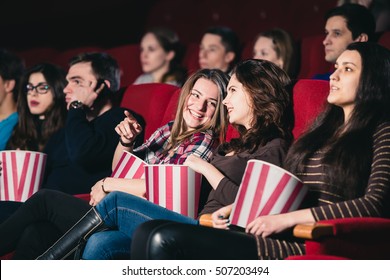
[133,121,217,164]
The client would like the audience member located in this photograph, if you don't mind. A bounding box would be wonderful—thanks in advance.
[6,63,67,152]
[35,59,293,260]
[313,3,376,80]
[199,26,241,75]
[0,49,25,150]
[0,67,229,259]
[132,42,390,260]
[252,28,297,78]
[133,27,187,87]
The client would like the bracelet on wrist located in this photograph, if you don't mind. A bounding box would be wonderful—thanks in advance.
[101,177,109,194]
[119,137,134,147]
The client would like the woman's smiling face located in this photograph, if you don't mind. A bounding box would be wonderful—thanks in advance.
[183,77,219,131]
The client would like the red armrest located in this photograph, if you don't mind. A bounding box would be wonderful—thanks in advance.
[293,217,390,259]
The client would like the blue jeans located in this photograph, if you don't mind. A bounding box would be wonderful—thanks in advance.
[82,191,198,259]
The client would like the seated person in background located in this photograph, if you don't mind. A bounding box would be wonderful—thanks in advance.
[0,67,229,259]
[252,28,297,79]
[133,26,187,87]
[199,26,241,75]
[35,58,293,260]
[0,49,24,150]
[132,42,390,260]
[6,63,67,152]
[313,3,375,80]
[41,52,144,195]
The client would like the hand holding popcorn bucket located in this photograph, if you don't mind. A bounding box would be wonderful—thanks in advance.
[145,165,202,219]
[230,160,308,228]
[0,150,47,202]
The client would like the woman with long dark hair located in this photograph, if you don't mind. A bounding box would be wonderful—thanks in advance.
[7,63,67,151]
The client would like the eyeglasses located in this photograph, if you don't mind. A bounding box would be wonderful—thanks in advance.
[26,83,51,95]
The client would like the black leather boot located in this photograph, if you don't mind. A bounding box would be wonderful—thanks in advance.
[36,207,106,260]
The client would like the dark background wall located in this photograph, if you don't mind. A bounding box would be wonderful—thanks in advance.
[1,0,338,52]
[0,0,155,51]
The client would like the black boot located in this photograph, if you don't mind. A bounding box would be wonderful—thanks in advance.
[36,207,106,260]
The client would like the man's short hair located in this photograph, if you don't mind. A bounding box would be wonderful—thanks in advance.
[205,26,242,68]
[0,48,25,102]
[325,3,376,41]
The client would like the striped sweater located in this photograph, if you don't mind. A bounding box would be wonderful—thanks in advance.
[297,121,390,221]
[255,121,390,259]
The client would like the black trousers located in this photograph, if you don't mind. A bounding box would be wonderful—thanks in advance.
[0,189,91,259]
[131,220,259,260]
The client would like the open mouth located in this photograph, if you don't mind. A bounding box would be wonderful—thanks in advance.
[30,101,40,106]
[190,110,204,120]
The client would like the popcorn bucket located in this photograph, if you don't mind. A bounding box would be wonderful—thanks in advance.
[230,160,307,228]
[145,165,202,218]
[0,150,47,202]
[111,151,146,179]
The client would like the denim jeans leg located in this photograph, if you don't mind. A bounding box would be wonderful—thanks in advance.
[83,191,198,259]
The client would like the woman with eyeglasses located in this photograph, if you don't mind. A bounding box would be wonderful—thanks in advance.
[0,63,67,223]
[6,63,67,151]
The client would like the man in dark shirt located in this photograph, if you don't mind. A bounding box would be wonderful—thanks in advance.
[43,52,144,194]
[313,4,375,80]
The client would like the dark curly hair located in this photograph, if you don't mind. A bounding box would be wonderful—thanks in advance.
[220,59,293,154]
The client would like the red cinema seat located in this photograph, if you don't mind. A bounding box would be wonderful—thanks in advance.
[120,83,180,140]
[287,217,390,260]
[378,31,390,50]
[298,35,333,79]
[292,79,329,139]
[105,44,143,88]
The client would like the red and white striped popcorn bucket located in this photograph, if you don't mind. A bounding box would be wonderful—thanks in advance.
[230,160,307,228]
[0,150,47,202]
[111,151,146,179]
[145,165,202,219]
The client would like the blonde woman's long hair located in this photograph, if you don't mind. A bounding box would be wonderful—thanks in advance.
[168,68,229,152]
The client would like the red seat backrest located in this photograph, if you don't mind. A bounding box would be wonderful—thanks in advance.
[15,47,60,68]
[183,43,200,75]
[161,88,181,125]
[378,31,390,50]
[292,79,329,139]
[298,35,333,79]
[120,83,180,139]
[105,44,142,88]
